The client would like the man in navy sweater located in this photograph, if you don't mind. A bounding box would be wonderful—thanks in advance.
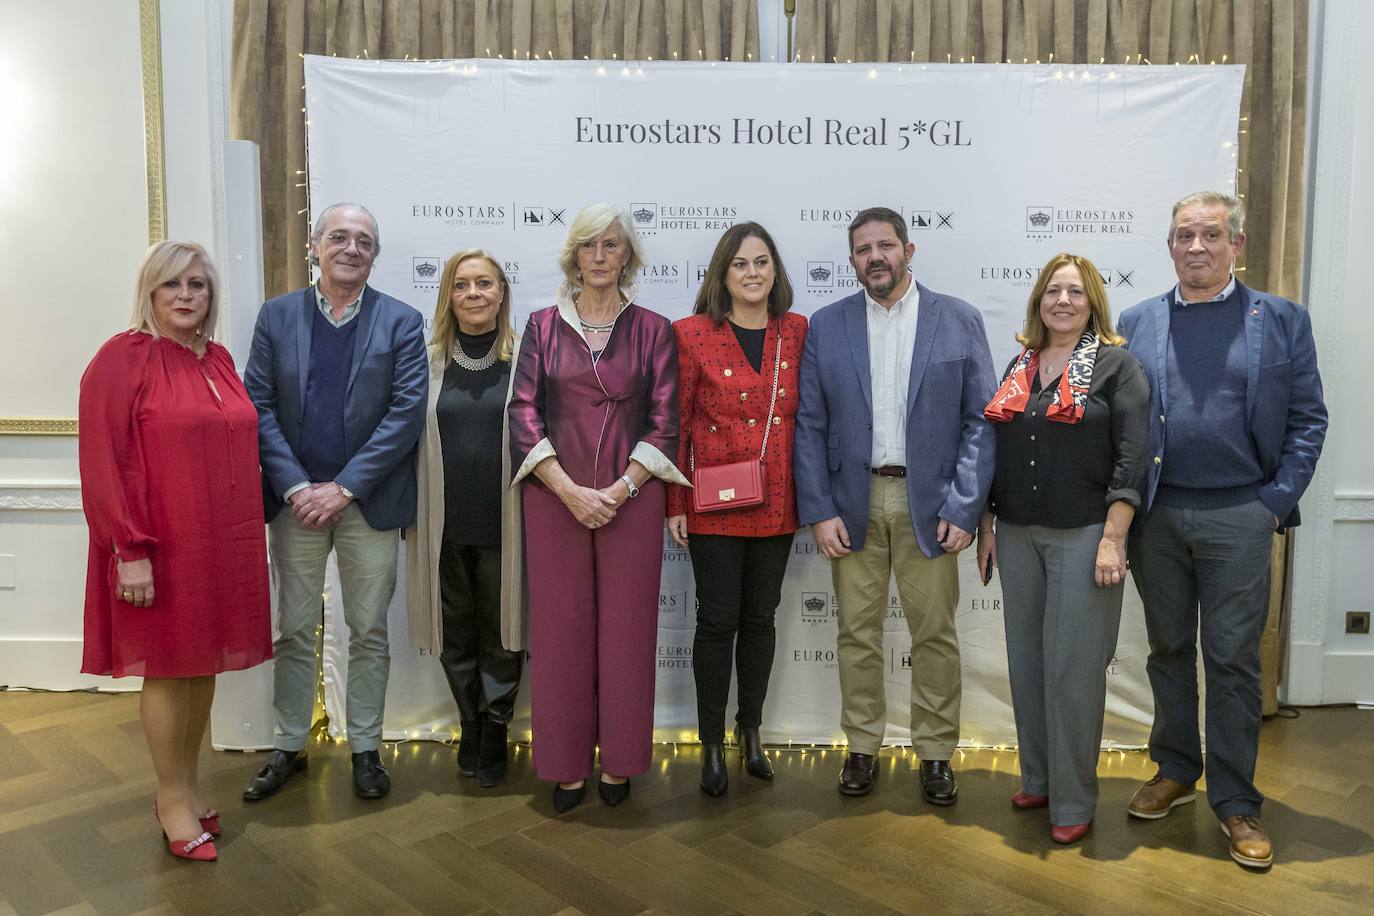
[242,203,427,801]
[1117,191,1326,869]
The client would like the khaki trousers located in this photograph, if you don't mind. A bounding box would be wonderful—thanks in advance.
[833,475,961,758]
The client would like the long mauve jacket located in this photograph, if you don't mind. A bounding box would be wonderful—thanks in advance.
[509,286,689,492]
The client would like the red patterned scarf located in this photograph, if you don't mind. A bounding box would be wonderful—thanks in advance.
[984,332,1099,425]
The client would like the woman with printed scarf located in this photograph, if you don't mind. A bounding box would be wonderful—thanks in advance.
[976,252,1149,845]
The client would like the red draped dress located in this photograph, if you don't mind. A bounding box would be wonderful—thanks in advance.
[78,331,271,678]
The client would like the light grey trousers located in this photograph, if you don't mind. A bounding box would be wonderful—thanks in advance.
[269,504,399,752]
[997,521,1124,825]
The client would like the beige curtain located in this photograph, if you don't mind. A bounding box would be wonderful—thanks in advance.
[232,0,760,297]
[799,0,1305,715]
[796,0,1307,300]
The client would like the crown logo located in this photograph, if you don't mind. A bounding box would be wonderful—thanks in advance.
[414,262,437,278]
[633,207,654,223]
[809,265,832,281]
[1027,210,1052,228]
[803,595,826,613]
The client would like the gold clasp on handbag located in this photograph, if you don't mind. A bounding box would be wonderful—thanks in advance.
[719,488,735,501]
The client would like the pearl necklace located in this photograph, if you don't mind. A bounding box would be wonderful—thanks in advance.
[450,337,499,372]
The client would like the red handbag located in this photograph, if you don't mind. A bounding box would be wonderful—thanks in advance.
[690,326,782,514]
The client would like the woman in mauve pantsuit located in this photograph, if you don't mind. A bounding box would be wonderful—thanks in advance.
[508,203,687,813]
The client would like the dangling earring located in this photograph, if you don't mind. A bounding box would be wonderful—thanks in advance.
[576,269,583,282]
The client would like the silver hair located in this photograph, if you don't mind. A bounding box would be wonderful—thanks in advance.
[556,203,646,289]
[308,202,381,266]
[1169,191,1245,240]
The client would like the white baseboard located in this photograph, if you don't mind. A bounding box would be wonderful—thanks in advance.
[0,638,138,691]
[1322,652,1374,705]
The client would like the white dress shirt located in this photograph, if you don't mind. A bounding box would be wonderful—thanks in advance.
[1173,273,1237,306]
[866,274,920,468]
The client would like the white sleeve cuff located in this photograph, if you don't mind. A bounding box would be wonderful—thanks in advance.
[512,437,556,485]
[283,481,311,501]
[631,441,691,487]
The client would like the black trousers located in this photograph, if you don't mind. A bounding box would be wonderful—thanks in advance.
[439,541,522,725]
[688,532,795,743]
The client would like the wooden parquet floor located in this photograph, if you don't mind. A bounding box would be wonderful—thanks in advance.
[1,693,1372,916]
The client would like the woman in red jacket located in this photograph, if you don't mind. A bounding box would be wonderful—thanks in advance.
[667,222,807,796]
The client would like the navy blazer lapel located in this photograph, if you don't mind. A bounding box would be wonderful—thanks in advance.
[1239,282,1263,421]
[346,286,382,393]
[906,284,940,414]
[1150,294,1171,412]
[296,288,315,403]
[844,295,873,414]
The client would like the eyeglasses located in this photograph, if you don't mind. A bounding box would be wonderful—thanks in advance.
[325,231,376,254]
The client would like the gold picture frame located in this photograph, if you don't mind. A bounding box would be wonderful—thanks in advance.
[0,1,164,436]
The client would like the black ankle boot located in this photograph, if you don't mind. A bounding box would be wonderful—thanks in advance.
[735,726,774,780]
[700,743,728,797]
[476,719,508,788]
[457,720,481,777]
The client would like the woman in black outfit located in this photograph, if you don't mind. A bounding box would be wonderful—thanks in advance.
[977,252,1149,844]
[406,248,525,786]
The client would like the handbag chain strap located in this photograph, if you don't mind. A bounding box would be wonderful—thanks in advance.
[688,321,784,473]
[756,323,784,462]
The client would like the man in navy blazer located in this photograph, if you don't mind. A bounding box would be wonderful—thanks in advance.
[795,207,996,802]
[1117,191,1326,869]
[241,203,427,802]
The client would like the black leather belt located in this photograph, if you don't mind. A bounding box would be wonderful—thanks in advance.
[872,465,907,478]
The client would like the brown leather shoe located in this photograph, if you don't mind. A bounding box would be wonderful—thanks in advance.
[1127,774,1197,819]
[1220,815,1273,868]
[838,752,877,796]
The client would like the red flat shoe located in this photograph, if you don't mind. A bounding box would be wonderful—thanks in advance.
[1011,792,1049,810]
[199,810,221,837]
[167,831,218,861]
[1051,822,1092,845]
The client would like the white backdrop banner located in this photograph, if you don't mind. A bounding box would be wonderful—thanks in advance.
[295,57,1243,749]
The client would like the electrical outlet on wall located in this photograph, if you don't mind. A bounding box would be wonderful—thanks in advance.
[1346,611,1370,635]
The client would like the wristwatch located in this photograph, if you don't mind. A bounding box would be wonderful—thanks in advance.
[620,474,640,498]
[337,483,355,500]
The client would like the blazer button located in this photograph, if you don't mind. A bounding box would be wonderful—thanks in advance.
[1160,415,1166,423]
[709,425,717,432]
[740,392,748,401]
[781,360,789,369]
[1154,456,1162,465]
[772,416,781,425]
[723,368,733,377]
[779,388,786,397]
[748,418,757,427]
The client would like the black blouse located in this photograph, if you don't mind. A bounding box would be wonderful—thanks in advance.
[436,329,510,546]
[989,344,1150,529]
[728,320,766,373]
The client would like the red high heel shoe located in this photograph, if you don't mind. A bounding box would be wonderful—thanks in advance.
[154,805,219,861]
[1051,822,1092,845]
[1011,792,1049,809]
[199,810,221,837]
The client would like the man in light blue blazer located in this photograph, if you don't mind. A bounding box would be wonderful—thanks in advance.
[1118,192,1326,869]
[795,207,996,802]
[241,203,428,802]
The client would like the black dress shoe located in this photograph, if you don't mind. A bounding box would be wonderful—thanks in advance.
[920,759,958,805]
[838,752,877,796]
[242,749,307,801]
[553,782,586,813]
[735,726,774,780]
[476,720,508,788]
[457,719,481,777]
[700,743,728,797]
[598,777,631,806]
[352,750,391,799]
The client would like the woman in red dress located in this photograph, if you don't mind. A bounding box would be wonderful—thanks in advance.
[78,241,271,861]
[666,222,808,796]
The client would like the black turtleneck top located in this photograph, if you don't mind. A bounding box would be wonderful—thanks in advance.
[436,328,509,546]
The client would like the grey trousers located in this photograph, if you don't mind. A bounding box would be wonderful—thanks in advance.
[1128,500,1274,820]
[269,504,399,752]
[998,522,1123,826]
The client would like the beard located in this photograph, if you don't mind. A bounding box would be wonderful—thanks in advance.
[860,256,909,299]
